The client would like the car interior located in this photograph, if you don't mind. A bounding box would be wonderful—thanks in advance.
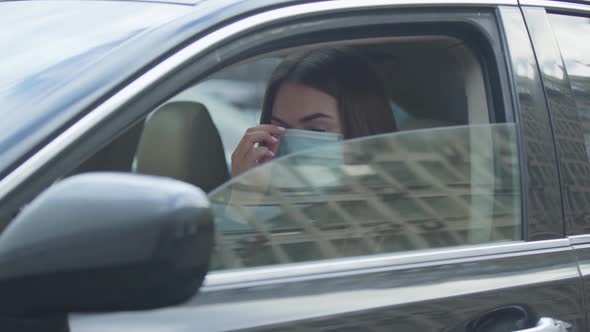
[71,35,491,194]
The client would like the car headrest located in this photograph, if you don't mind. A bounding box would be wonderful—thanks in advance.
[135,101,229,193]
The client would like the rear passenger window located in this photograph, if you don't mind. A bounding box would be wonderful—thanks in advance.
[548,14,590,157]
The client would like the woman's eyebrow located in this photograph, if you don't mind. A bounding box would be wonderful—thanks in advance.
[300,113,332,123]
[270,115,289,127]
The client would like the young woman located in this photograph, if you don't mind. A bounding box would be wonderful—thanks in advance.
[231,47,397,176]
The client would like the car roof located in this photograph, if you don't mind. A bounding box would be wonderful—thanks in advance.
[157,0,590,6]
[0,0,305,6]
[127,0,205,4]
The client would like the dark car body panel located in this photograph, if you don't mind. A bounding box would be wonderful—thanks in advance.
[71,242,585,331]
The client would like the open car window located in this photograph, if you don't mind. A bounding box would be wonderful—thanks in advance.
[208,123,521,270]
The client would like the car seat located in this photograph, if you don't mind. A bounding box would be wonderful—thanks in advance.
[135,101,230,193]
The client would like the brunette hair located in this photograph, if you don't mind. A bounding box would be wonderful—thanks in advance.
[260,47,396,138]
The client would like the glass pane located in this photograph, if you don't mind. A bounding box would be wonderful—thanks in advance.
[208,124,521,270]
[549,14,590,158]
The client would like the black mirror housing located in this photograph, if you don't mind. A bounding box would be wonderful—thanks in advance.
[0,173,214,316]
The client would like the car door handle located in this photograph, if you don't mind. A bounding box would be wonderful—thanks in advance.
[461,305,573,332]
[513,317,571,332]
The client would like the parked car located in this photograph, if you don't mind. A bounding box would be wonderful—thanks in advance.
[0,0,589,331]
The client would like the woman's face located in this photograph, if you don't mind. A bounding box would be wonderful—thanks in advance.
[270,83,343,134]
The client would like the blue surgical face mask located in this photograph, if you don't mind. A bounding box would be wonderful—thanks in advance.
[272,129,344,188]
[276,129,343,157]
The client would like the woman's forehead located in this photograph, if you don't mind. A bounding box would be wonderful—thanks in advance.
[272,82,339,121]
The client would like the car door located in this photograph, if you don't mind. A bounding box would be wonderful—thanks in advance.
[53,1,583,331]
[520,0,590,329]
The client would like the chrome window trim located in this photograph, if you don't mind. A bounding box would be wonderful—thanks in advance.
[0,0,518,200]
[520,0,590,12]
[204,239,569,288]
[569,235,590,245]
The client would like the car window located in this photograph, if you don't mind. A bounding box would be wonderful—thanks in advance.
[209,124,520,270]
[68,33,518,270]
[548,14,590,158]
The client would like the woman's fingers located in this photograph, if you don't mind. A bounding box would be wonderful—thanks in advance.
[247,125,286,136]
[235,126,284,157]
[246,130,279,146]
[234,131,277,160]
[244,146,275,167]
[251,125,285,154]
[231,125,285,176]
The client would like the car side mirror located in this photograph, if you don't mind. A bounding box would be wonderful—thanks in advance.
[0,173,213,324]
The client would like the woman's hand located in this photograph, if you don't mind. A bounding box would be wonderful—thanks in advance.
[231,125,285,176]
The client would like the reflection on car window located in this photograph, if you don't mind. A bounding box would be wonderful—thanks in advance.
[549,14,590,159]
[208,124,521,270]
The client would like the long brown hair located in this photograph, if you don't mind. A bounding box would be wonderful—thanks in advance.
[260,47,396,138]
